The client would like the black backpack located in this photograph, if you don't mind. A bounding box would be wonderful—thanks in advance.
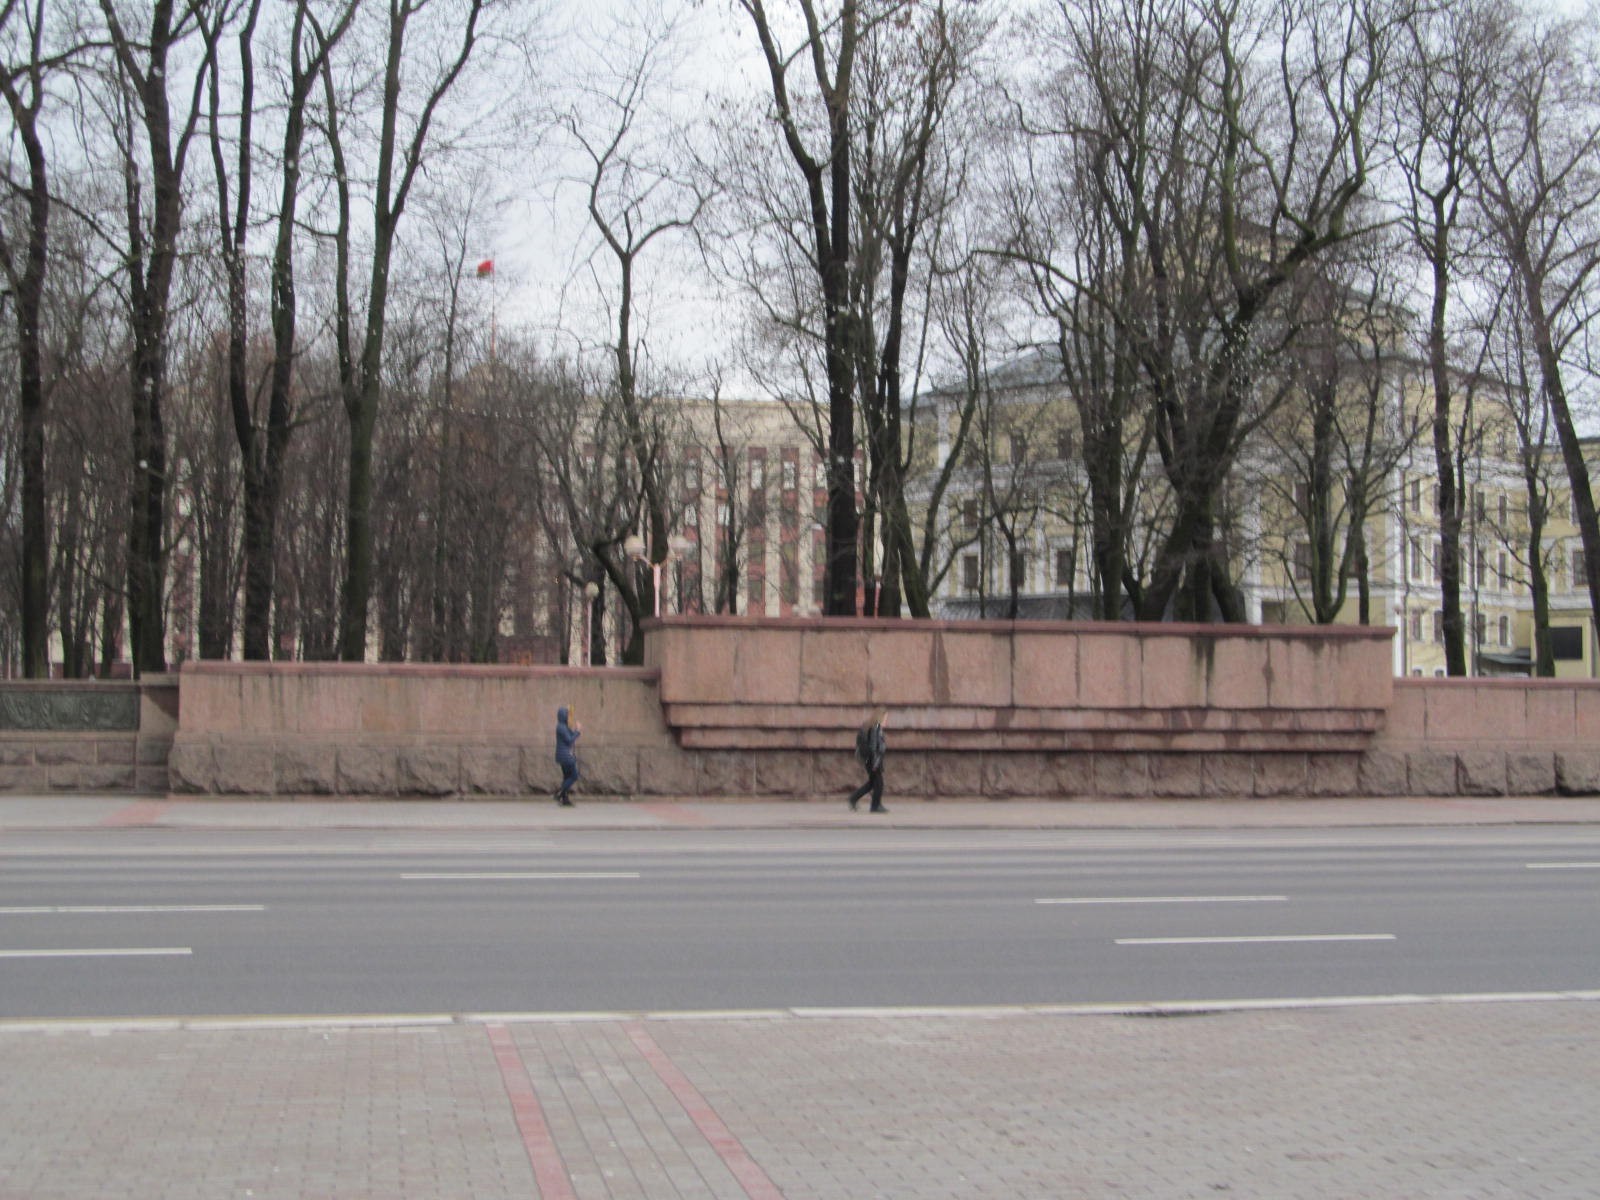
[854,726,873,766]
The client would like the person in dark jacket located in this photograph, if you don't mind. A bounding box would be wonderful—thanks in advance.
[554,705,581,806]
[848,708,888,814]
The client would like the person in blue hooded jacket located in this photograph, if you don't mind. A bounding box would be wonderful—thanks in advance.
[554,706,581,806]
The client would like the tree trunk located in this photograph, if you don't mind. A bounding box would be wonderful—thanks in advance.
[0,77,52,677]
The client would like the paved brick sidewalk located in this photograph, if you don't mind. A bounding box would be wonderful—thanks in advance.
[3,1000,1597,1198]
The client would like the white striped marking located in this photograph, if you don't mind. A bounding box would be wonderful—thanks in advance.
[0,948,193,959]
[1116,934,1396,946]
[1526,862,1600,870]
[1037,895,1287,905]
[11,990,1600,1036]
[0,905,265,915]
[400,872,641,881]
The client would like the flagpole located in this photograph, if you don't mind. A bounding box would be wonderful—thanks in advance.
[475,258,497,361]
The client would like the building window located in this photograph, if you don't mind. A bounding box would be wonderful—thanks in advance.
[684,503,698,529]
[781,459,798,491]
[1055,547,1073,588]
[1293,541,1312,581]
[780,544,798,607]
[1474,612,1486,645]
[1498,495,1508,526]
[683,460,700,493]
[1410,537,1423,581]
[1475,490,1485,522]
[1009,433,1027,465]
[1056,429,1075,460]
[749,453,765,490]
[1293,481,1310,513]
[1498,552,1508,587]
[1408,610,1423,642]
[1574,547,1587,591]
[1432,611,1444,644]
[1432,541,1442,584]
[1498,615,1509,645]
[748,561,766,615]
[1475,547,1486,587]
[1009,551,1030,591]
[962,555,980,595]
[1410,479,1422,513]
[962,499,978,530]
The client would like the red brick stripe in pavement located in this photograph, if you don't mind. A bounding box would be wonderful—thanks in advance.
[625,1021,786,1200]
[98,800,175,827]
[485,1023,577,1200]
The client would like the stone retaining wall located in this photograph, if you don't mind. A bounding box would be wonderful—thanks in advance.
[0,679,177,793]
[143,617,1600,800]
[166,661,670,797]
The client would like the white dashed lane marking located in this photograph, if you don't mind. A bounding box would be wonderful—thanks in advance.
[1116,934,1397,946]
[0,948,193,959]
[1036,895,1288,905]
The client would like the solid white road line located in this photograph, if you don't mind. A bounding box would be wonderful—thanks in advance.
[0,947,193,959]
[9,990,1600,1036]
[0,905,265,915]
[400,872,641,880]
[1116,934,1396,946]
[1036,895,1287,905]
[1526,862,1600,869]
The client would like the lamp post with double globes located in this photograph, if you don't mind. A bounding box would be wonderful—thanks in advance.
[624,534,694,619]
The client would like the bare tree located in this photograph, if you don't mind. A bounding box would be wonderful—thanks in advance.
[849,1,983,618]
[1018,0,1404,623]
[1478,281,1558,674]
[1393,0,1510,672]
[0,0,78,675]
[563,7,707,628]
[1006,36,1157,619]
[729,0,908,617]
[96,0,216,674]
[200,0,358,660]
[322,0,489,661]
[1259,234,1418,624]
[1474,12,1600,638]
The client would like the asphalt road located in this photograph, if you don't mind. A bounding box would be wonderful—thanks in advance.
[2,826,1598,1020]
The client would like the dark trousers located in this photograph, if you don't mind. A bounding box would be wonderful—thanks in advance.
[557,758,579,798]
[848,768,884,810]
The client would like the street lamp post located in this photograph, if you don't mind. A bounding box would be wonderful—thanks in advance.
[625,534,694,619]
[582,580,599,665]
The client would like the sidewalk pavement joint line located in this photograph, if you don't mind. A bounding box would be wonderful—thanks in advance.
[1526,862,1600,869]
[399,872,642,880]
[0,905,266,915]
[485,1023,578,1200]
[1036,895,1288,904]
[625,1020,787,1200]
[0,947,193,958]
[1115,934,1398,946]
